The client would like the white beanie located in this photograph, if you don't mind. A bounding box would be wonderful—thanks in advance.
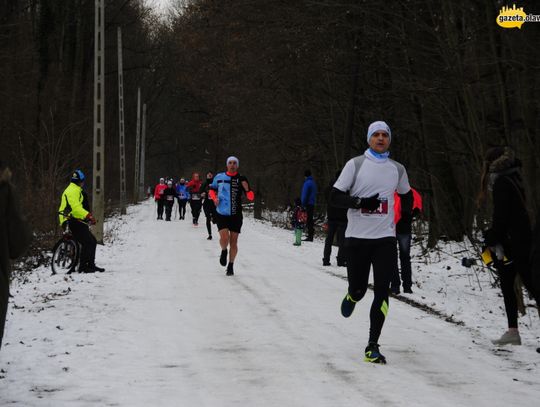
[226,156,239,166]
[367,121,391,143]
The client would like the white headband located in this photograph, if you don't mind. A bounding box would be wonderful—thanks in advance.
[226,156,239,166]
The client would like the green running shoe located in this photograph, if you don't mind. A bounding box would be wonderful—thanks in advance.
[364,343,386,364]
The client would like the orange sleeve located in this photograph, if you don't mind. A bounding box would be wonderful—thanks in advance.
[209,189,218,203]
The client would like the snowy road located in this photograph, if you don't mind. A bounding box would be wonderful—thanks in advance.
[1,200,539,406]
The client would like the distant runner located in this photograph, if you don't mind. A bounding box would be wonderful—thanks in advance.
[209,156,254,276]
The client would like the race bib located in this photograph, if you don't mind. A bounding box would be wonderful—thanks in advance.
[167,195,174,201]
[360,197,388,217]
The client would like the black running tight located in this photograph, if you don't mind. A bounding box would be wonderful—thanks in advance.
[345,237,397,344]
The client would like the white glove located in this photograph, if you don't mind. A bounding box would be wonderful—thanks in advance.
[494,244,505,261]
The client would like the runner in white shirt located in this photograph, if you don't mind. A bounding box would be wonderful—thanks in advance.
[331,120,411,364]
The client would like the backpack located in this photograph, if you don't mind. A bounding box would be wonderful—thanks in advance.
[349,155,406,190]
[296,208,308,224]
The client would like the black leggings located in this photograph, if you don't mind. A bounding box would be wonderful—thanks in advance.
[69,219,97,267]
[345,237,397,344]
[156,200,164,218]
[498,241,539,328]
[203,201,216,236]
[177,199,187,218]
[323,220,346,263]
[190,200,202,223]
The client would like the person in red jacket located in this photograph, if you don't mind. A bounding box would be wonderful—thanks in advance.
[186,173,203,225]
[154,178,167,220]
[391,187,421,294]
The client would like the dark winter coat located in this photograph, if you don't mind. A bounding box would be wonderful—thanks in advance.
[202,178,216,211]
[325,184,347,223]
[0,165,32,348]
[487,151,531,252]
[162,187,177,205]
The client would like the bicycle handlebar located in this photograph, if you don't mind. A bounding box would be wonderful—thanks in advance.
[57,212,93,225]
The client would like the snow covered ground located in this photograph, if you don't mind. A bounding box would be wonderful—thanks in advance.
[0,199,539,406]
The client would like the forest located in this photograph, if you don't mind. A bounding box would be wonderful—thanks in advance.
[1,0,539,247]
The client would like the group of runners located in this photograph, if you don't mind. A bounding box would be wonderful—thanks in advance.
[153,156,255,276]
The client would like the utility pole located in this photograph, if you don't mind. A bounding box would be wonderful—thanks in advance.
[133,88,141,203]
[117,27,127,215]
[93,0,105,242]
[139,103,147,200]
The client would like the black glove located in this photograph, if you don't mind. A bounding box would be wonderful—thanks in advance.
[352,193,380,211]
[483,229,497,246]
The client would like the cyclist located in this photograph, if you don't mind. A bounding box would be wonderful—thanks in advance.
[58,170,105,273]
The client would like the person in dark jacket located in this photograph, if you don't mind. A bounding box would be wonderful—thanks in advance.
[0,160,32,349]
[162,180,177,221]
[479,146,540,346]
[301,170,317,241]
[201,172,217,240]
[323,171,348,266]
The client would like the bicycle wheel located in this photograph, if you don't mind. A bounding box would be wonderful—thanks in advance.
[51,237,79,274]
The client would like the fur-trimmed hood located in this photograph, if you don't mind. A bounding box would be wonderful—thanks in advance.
[488,147,517,174]
[487,147,522,190]
[0,167,12,185]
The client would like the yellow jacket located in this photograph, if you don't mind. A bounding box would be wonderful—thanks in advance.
[58,182,89,225]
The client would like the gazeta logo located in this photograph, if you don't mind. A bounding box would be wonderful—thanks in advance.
[497,4,526,28]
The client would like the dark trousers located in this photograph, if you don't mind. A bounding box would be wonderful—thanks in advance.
[345,237,397,344]
[392,233,412,290]
[165,200,174,220]
[323,220,346,263]
[305,204,314,239]
[203,200,216,236]
[498,240,539,328]
[0,271,8,349]
[190,200,202,224]
[69,219,97,267]
[157,199,164,218]
[177,199,187,218]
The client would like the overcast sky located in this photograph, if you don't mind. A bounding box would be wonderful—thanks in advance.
[146,0,173,14]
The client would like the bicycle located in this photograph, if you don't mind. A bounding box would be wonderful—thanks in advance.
[51,213,89,275]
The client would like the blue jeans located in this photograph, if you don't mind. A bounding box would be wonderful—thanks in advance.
[392,233,412,290]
